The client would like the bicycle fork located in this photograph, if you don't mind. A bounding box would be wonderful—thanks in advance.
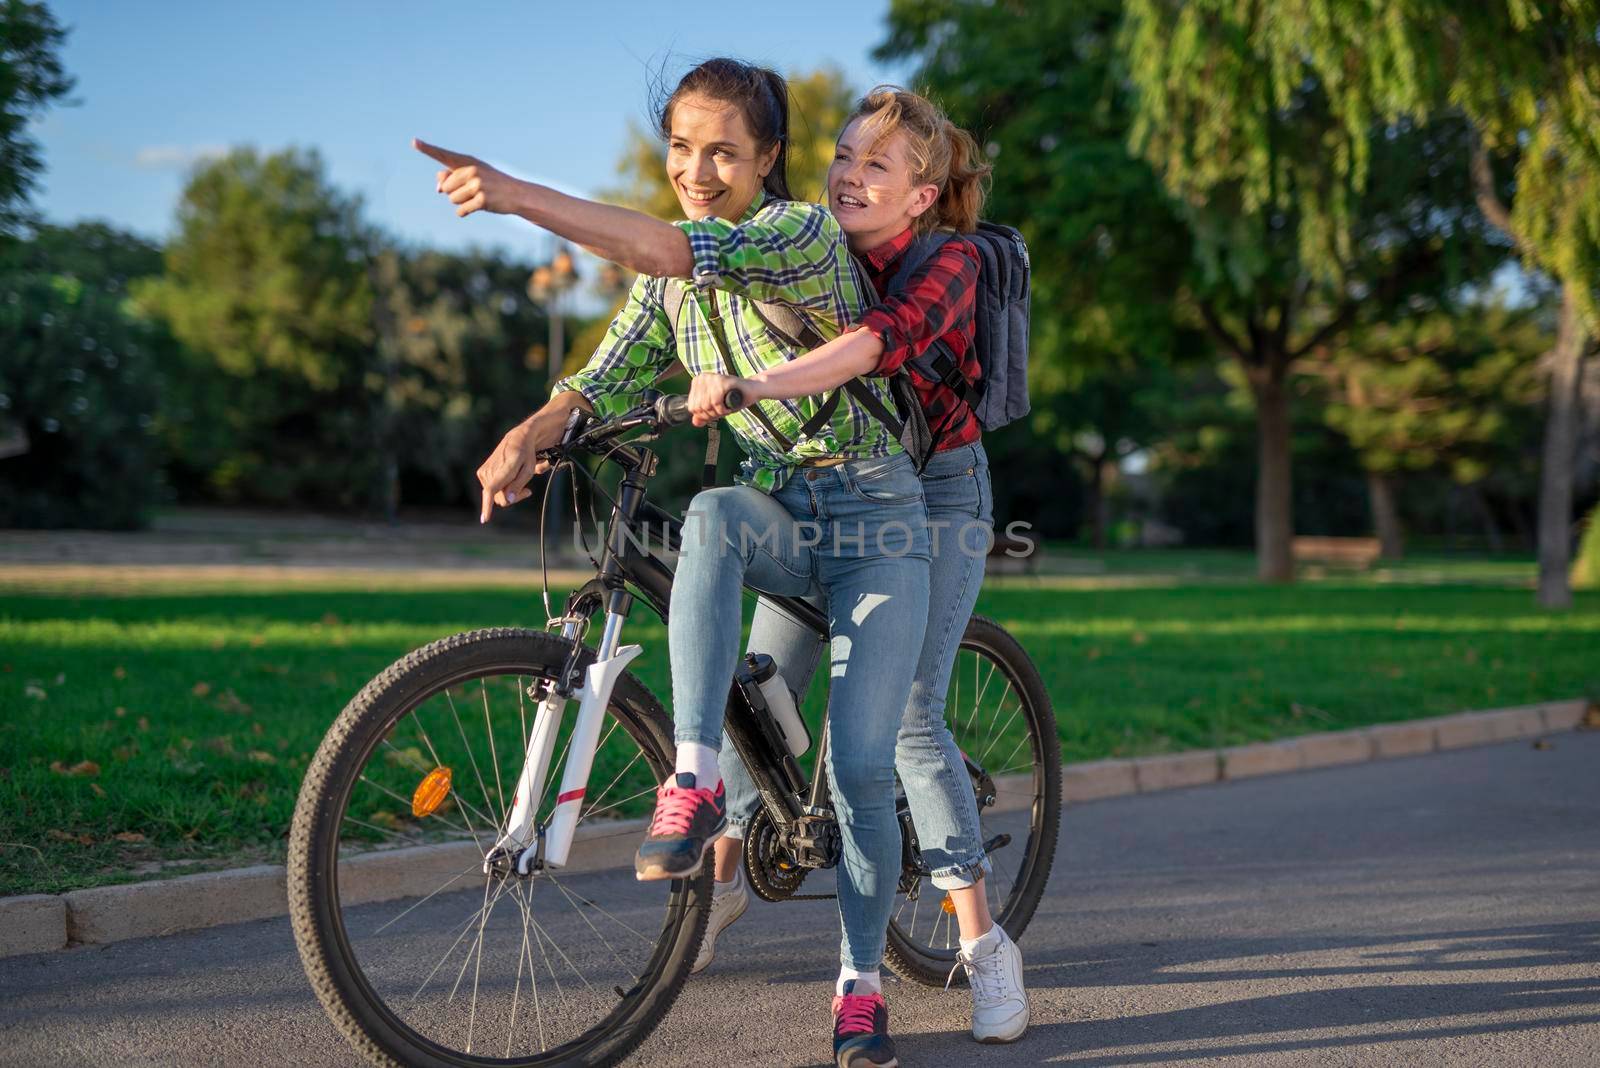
[488,610,640,876]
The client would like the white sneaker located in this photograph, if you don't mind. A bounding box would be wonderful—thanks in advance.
[691,866,749,973]
[951,924,1029,1043]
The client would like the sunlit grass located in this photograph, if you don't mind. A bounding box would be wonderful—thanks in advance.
[2,572,1596,894]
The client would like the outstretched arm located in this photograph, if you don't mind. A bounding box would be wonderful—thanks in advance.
[414,139,694,278]
[685,326,885,426]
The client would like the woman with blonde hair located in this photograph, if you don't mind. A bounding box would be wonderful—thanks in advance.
[689,86,1031,1059]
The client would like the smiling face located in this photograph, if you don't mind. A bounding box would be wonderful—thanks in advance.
[665,91,779,223]
[828,117,941,253]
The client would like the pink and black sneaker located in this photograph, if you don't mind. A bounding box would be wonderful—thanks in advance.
[633,773,726,881]
[832,981,898,1068]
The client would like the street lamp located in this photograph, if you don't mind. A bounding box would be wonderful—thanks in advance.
[528,244,580,388]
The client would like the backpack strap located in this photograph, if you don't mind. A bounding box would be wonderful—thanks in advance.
[884,232,952,294]
[699,288,796,454]
[746,300,849,442]
[920,339,982,412]
[663,278,689,339]
[665,279,726,489]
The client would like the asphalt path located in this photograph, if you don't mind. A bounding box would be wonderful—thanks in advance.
[4,733,1598,1067]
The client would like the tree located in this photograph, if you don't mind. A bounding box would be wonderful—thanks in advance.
[607,65,856,219]
[135,147,380,507]
[0,223,169,527]
[0,0,73,236]
[877,0,1203,544]
[1122,2,1504,580]
[366,246,553,513]
[1143,1,1600,605]
[1316,304,1548,557]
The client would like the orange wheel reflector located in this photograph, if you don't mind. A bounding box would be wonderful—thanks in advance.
[941,895,957,915]
[412,766,453,818]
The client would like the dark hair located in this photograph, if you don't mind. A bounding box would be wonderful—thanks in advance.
[654,57,792,202]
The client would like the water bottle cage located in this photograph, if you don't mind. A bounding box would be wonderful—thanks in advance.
[734,666,807,795]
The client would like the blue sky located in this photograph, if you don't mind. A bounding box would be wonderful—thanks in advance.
[33,2,911,260]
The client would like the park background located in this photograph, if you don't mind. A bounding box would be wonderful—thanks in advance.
[1,0,1598,896]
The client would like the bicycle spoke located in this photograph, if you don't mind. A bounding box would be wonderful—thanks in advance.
[356,774,477,843]
[444,690,502,831]
[577,744,641,820]
[547,872,657,946]
[506,882,545,1056]
[539,919,599,993]
[302,641,697,1065]
[480,679,508,829]
[576,783,655,825]
[409,896,504,1004]
[976,688,1022,766]
[377,738,498,832]
[370,856,491,937]
[519,885,564,999]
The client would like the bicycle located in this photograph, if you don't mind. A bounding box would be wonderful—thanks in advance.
[287,395,1061,1067]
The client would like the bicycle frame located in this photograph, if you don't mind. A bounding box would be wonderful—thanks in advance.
[487,423,830,877]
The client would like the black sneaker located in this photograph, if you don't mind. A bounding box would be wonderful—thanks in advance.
[634,773,726,881]
[833,981,898,1067]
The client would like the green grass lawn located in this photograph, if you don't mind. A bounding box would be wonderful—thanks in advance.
[2,570,1596,895]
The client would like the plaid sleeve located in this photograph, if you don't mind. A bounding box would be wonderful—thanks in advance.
[674,200,852,313]
[857,239,980,377]
[552,274,676,419]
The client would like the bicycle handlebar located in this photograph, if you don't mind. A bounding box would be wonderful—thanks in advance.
[656,390,745,428]
[536,390,748,466]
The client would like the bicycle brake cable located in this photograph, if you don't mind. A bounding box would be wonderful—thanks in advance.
[537,459,566,626]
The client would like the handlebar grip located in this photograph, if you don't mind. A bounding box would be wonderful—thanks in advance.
[724,388,745,412]
[656,394,692,427]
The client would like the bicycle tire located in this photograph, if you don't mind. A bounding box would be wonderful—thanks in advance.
[288,627,708,1067]
[881,614,1061,986]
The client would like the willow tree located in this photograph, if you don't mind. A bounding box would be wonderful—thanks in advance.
[1128,1,1600,605]
[877,0,1203,547]
[1123,2,1498,580]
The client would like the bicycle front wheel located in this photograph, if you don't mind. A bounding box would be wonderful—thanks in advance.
[288,627,707,1067]
[883,614,1061,986]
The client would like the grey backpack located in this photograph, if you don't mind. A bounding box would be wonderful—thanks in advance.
[881,221,1033,437]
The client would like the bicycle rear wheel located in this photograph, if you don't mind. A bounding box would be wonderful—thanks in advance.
[882,614,1060,986]
[288,627,707,1067]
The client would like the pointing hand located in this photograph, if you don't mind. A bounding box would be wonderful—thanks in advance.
[414,138,521,219]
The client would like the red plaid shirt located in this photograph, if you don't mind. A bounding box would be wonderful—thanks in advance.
[855,228,983,453]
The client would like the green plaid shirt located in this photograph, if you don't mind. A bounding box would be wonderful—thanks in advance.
[553,193,901,492]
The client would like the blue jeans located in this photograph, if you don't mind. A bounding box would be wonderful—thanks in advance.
[668,452,931,972]
[724,442,996,895]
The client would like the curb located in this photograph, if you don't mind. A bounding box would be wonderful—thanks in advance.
[3,699,1593,957]
[1062,698,1592,804]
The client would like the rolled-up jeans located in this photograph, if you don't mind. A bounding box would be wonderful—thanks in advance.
[724,441,995,893]
[668,451,930,972]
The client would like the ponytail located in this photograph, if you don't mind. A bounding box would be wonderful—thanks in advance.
[933,121,990,234]
[757,67,793,201]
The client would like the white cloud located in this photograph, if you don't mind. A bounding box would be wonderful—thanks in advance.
[132,144,229,170]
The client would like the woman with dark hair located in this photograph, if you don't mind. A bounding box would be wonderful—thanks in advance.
[419,58,926,1067]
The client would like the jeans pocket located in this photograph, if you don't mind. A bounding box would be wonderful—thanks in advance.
[845,455,923,506]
